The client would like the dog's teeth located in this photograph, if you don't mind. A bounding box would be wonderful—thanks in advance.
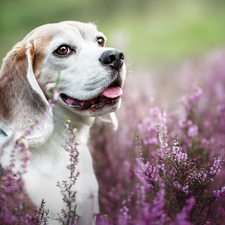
[73,105,82,108]
[72,101,82,108]
[92,102,105,109]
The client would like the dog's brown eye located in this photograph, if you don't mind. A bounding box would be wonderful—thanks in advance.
[97,37,105,47]
[56,45,69,55]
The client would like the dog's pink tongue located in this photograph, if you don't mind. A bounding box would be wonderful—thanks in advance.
[65,97,74,105]
[102,87,123,98]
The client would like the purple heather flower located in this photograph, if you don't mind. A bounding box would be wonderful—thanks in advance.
[187,124,198,138]
[175,197,195,225]
[53,89,59,102]
[214,186,225,201]
[210,156,223,176]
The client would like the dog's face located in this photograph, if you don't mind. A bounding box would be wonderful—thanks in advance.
[33,21,126,117]
[0,21,126,146]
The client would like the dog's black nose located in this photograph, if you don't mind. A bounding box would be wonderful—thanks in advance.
[99,50,124,71]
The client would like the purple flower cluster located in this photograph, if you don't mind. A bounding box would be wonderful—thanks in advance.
[91,50,225,224]
[214,186,225,201]
[210,156,223,176]
[0,140,41,224]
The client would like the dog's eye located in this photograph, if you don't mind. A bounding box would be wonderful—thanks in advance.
[97,37,105,47]
[55,45,71,55]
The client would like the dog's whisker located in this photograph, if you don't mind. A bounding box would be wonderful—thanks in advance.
[125,62,134,67]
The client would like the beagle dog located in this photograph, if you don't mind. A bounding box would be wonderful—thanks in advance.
[0,21,126,225]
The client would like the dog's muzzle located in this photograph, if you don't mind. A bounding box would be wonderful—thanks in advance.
[60,49,125,112]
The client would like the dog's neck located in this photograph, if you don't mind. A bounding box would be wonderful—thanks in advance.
[52,102,95,145]
[26,102,96,173]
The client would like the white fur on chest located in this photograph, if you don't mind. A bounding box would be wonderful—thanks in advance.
[23,105,99,224]
[24,145,99,218]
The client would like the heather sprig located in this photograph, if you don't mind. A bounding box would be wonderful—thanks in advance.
[134,134,161,190]
[0,139,42,225]
[56,117,79,225]
[38,199,49,225]
[214,186,225,201]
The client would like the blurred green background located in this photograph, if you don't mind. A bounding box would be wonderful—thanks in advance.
[0,0,225,67]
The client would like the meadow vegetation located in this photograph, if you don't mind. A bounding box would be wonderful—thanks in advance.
[1,0,225,224]
[1,0,225,65]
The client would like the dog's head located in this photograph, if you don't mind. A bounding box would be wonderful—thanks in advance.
[0,21,126,146]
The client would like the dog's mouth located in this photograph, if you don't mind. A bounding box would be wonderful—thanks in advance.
[60,80,123,110]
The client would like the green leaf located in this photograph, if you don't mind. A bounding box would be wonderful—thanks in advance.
[56,70,61,86]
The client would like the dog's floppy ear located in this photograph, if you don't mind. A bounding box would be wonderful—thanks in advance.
[98,112,118,130]
[0,40,54,147]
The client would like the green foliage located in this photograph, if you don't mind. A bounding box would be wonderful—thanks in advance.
[1,0,225,66]
[38,199,49,225]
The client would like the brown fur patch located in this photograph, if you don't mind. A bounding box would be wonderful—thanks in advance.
[0,42,47,127]
[31,31,56,77]
[23,191,39,216]
[33,50,45,76]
